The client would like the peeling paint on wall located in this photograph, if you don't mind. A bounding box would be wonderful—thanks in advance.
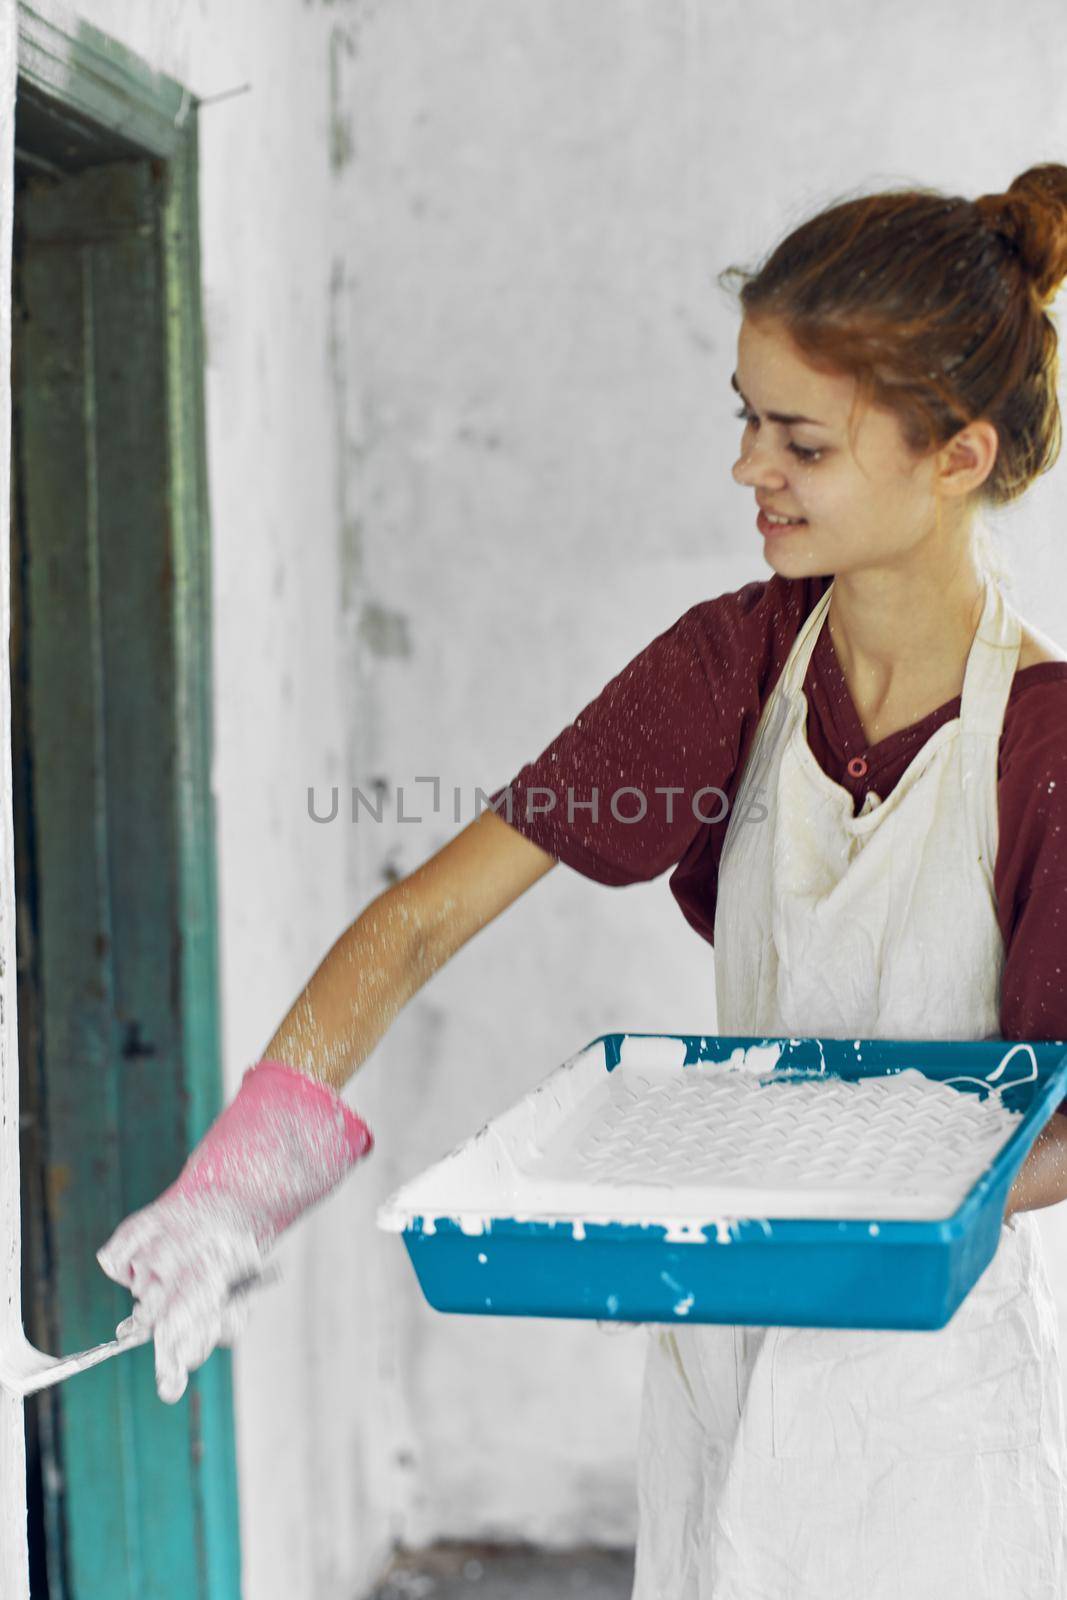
[455,423,504,453]
[358,601,411,659]
[328,25,357,174]
[328,254,364,611]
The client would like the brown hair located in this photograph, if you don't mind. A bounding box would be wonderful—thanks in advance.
[718,165,1067,508]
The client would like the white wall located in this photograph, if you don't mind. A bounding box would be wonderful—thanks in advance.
[16,2,1067,1597]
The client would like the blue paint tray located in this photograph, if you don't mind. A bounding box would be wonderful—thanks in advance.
[376,1033,1067,1331]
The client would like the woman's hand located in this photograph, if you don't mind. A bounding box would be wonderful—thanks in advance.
[1004,1110,1067,1223]
[97,1059,373,1402]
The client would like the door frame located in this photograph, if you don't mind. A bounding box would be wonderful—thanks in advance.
[3,6,241,1597]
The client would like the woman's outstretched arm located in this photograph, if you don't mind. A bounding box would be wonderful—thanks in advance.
[97,808,557,1399]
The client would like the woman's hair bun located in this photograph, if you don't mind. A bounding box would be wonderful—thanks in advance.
[975,164,1067,306]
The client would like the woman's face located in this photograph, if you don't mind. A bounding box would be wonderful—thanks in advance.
[730,316,942,579]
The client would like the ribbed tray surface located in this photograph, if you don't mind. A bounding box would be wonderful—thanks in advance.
[530,1066,1019,1214]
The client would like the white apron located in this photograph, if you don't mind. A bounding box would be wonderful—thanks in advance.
[632,574,1067,1599]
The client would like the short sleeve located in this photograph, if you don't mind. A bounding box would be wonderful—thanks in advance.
[1000,881,1067,1040]
[486,574,825,893]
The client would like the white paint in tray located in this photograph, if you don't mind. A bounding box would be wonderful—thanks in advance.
[376,1036,1026,1243]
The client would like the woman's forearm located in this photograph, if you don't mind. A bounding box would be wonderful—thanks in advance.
[1005,1110,1067,1219]
[260,881,445,1092]
[258,813,557,1094]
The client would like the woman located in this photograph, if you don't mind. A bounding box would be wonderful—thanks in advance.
[99,166,1067,1597]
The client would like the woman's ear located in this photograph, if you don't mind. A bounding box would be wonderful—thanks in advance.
[936,418,1000,500]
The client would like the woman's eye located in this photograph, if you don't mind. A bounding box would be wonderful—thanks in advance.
[734,404,822,463]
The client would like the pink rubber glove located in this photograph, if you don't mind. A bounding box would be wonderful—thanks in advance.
[96,1059,373,1403]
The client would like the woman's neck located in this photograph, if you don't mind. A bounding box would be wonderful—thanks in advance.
[825,538,987,736]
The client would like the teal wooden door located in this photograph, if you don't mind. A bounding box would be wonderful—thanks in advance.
[12,141,241,1599]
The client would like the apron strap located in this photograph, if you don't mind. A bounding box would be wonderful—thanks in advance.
[960,574,1022,883]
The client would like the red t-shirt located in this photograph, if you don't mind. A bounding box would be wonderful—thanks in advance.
[490,572,1067,1061]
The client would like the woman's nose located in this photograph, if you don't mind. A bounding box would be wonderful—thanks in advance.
[732,447,787,491]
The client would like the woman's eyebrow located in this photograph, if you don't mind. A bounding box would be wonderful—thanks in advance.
[730,372,829,428]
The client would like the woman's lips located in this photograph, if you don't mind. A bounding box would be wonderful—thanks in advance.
[758,508,808,537]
